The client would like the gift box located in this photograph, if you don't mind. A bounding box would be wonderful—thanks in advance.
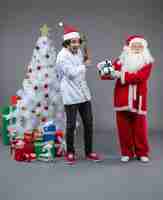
[34,141,43,157]
[42,121,56,135]
[0,113,2,135]
[34,141,55,161]
[10,95,20,106]
[24,132,33,143]
[0,102,17,145]
[11,138,36,162]
[42,121,56,142]
[0,106,10,145]
[43,134,55,142]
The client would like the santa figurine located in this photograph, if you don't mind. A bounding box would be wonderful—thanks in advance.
[98,35,154,163]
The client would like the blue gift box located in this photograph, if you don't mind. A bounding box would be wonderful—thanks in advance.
[43,134,55,142]
[43,122,56,135]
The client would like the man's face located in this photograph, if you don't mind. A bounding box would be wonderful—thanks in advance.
[68,38,81,54]
[130,42,144,54]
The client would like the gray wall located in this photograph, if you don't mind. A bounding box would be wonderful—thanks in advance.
[0,0,163,131]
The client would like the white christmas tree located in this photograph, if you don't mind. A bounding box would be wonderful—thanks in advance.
[10,24,65,136]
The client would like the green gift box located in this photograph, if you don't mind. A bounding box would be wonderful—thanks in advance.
[34,141,43,157]
[0,106,10,145]
[0,106,17,145]
[34,141,55,161]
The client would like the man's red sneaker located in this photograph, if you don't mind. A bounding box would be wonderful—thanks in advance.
[64,153,76,165]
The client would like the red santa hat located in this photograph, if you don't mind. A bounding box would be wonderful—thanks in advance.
[58,22,80,41]
[125,35,148,48]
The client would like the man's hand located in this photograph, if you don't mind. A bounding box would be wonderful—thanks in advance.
[84,59,92,66]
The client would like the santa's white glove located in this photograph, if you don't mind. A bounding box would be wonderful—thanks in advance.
[111,70,121,78]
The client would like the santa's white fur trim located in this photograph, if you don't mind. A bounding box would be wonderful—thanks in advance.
[129,38,148,48]
[138,95,143,113]
[123,45,129,51]
[120,71,125,84]
[128,85,133,109]
[133,85,137,100]
[114,106,147,115]
[63,32,80,41]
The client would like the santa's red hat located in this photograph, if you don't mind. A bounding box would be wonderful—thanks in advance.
[58,22,80,41]
[125,35,148,48]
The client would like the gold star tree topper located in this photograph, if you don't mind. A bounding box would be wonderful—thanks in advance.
[40,24,51,37]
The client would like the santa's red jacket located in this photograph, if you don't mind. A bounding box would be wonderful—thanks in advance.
[100,59,153,115]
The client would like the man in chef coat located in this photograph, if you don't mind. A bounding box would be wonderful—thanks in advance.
[56,23,100,164]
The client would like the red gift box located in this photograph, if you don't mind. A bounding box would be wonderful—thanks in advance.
[10,96,21,106]
[24,132,33,143]
[12,138,36,162]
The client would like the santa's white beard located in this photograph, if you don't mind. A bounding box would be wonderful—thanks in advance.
[119,47,154,72]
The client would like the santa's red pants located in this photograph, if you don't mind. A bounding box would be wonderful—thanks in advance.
[116,111,150,157]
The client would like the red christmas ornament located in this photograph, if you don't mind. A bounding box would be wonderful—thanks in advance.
[10,95,19,106]
[37,66,41,70]
[44,84,48,89]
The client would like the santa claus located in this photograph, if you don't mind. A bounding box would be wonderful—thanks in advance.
[98,35,154,163]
